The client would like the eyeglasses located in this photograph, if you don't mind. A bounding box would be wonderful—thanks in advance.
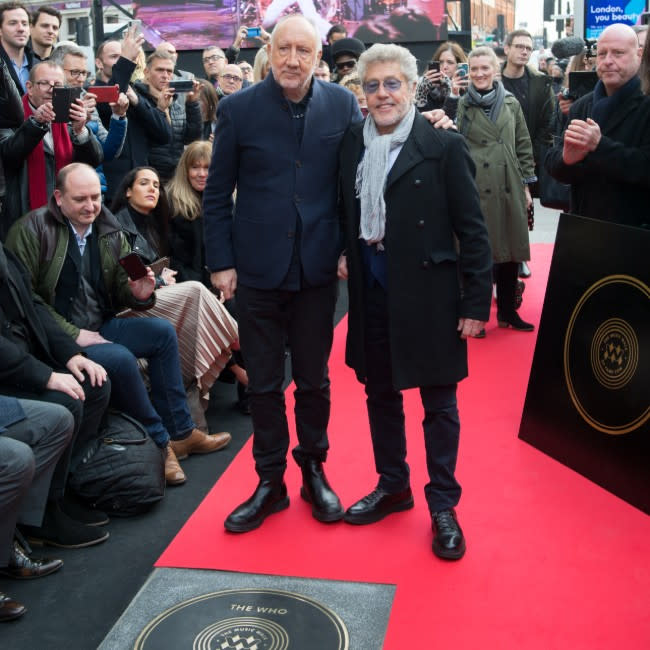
[64,68,89,78]
[336,60,356,70]
[203,54,225,63]
[362,77,403,95]
[221,73,242,83]
[34,80,64,90]
[512,44,533,52]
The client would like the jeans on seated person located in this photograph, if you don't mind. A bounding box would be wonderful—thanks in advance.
[85,317,195,445]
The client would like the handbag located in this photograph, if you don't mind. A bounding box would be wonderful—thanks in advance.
[538,145,571,211]
[69,410,165,516]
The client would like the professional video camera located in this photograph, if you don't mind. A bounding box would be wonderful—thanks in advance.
[552,36,598,101]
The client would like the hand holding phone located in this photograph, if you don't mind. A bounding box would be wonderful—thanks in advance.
[89,85,119,103]
[168,79,194,93]
[119,252,148,280]
[52,86,83,123]
[456,63,469,78]
[247,26,262,38]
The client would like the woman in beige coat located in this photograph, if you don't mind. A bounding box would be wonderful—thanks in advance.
[457,46,536,332]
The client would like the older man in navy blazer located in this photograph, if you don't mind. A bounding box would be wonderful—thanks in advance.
[203,14,361,532]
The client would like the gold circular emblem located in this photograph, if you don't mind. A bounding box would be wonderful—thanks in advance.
[591,318,638,390]
[564,274,649,435]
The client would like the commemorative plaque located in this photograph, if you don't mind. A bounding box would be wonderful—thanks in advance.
[519,214,649,513]
[134,588,349,649]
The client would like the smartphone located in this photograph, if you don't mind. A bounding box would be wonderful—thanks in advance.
[427,60,440,72]
[119,253,148,280]
[52,86,83,123]
[457,63,469,78]
[247,26,261,38]
[128,19,141,33]
[568,71,598,100]
[168,79,194,92]
[88,84,119,103]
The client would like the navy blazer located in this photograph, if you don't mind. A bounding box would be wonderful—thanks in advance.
[203,72,361,289]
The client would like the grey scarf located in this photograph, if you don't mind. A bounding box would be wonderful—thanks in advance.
[355,104,416,247]
[465,80,506,123]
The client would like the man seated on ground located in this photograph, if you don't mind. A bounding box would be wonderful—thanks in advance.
[143,49,201,183]
[0,394,73,621]
[5,163,232,487]
[0,240,111,548]
[92,27,171,202]
[0,60,103,237]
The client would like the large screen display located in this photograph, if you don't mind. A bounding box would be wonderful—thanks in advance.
[584,0,647,40]
[133,0,447,51]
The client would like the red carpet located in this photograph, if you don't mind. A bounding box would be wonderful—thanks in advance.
[157,244,650,649]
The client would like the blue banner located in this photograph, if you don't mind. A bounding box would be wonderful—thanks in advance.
[585,0,647,39]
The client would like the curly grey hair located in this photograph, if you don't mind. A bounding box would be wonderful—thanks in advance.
[357,43,418,86]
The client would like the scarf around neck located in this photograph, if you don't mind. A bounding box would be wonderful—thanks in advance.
[591,75,640,127]
[465,80,506,123]
[355,104,416,247]
[22,94,73,210]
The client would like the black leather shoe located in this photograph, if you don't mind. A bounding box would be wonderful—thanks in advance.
[0,541,63,580]
[344,487,414,525]
[299,459,344,523]
[497,311,535,332]
[224,480,289,533]
[431,509,466,560]
[0,592,25,622]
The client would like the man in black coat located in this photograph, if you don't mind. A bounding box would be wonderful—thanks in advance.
[338,44,492,560]
[0,241,111,548]
[92,29,172,201]
[545,23,650,230]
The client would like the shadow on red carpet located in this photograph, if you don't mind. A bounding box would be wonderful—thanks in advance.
[157,244,650,649]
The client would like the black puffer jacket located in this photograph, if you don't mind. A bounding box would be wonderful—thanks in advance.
[140,82,202,182]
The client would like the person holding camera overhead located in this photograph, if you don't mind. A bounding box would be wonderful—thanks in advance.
[456,46,536,334]
[140,48,202,184]
[0,60,102,240]
[415,41,468,120]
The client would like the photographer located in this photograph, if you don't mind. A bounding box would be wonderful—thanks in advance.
[0,60,102,238]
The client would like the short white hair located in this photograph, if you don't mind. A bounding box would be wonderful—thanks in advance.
[468,46,499,70]
[270,14,321,53]
[357,43,418,86]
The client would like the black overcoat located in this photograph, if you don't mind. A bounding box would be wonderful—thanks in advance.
[340,112,493,390]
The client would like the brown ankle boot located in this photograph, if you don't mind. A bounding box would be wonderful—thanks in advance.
[170,429,232,460]
[165,446,186,486]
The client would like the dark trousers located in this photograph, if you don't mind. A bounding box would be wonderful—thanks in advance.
[363,283,462,514]
[236,282,338,480]
[0,400,74,563]
[494,261,519,318]
[2,375,111,500]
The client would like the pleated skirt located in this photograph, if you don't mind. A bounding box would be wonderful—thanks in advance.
[123,281,238,398]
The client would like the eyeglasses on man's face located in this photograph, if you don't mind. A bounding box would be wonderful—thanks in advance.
[512,43,533,52]
[362,77,403,95]
[203,54,225,63]
[34,80,65,90]
[336,59,356,70]
[64,68,89,79]
[221,73,242,83]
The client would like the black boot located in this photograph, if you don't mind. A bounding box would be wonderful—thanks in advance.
[432,509,466,560]
[495,262,534,332]
[224,480,289,533]
[299,459,344,523]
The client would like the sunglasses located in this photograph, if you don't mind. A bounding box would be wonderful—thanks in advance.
[362,78,402,94]
[336,60,356,70]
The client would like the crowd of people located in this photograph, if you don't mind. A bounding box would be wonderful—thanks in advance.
[1,1,648,623]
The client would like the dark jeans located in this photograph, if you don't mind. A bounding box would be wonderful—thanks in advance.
[235,282,338,480]
[363,283,462,514]
[95,316,194,443]
[3,374,111,500]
